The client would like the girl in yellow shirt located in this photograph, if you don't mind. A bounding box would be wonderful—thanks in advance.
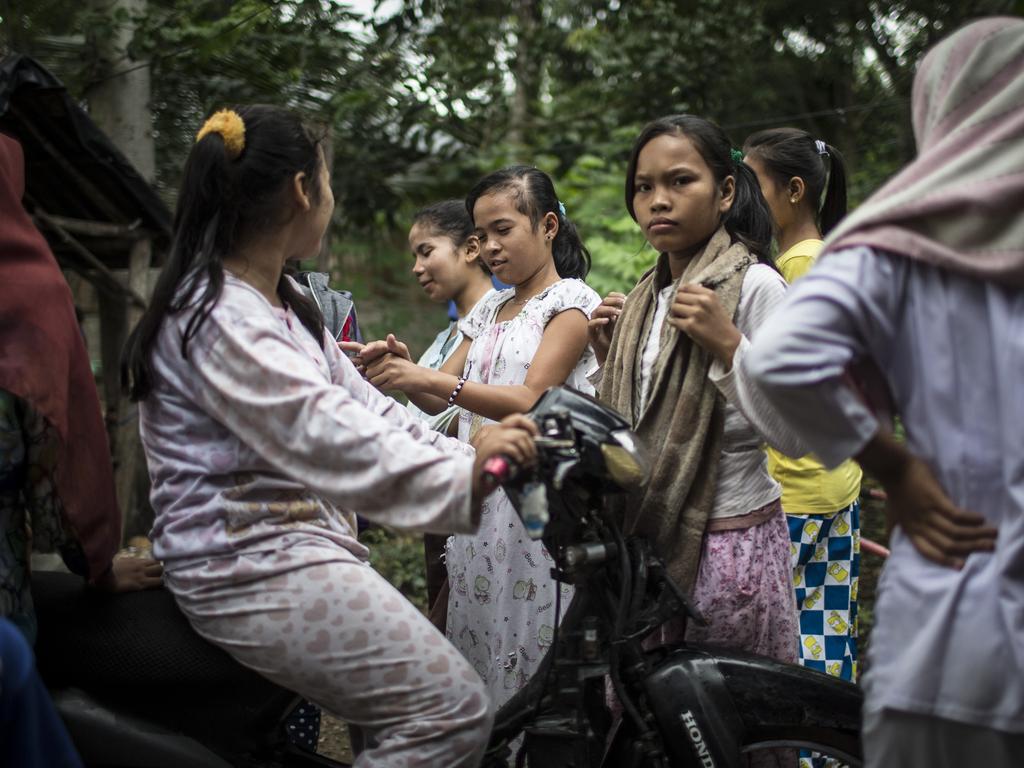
[743,129,863,699]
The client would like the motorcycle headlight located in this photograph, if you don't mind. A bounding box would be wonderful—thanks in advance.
[600,429,649,489]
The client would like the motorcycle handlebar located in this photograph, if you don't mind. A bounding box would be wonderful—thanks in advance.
[481,435,574,489]
[482,454,515,487]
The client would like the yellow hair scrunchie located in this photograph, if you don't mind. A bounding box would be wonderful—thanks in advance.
[196,109,246,159]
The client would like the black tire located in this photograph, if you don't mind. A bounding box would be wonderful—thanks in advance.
[742,739,860,767]
[721,653,863,766]
[626,646,863,767]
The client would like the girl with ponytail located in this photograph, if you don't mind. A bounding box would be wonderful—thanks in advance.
[590,115,804,671]
[353,165,600,712]
[742,128,863,693]
[742,127,849,280]
[122,106,541,766]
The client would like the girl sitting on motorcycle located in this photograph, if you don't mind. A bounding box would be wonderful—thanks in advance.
[122,105,536,768]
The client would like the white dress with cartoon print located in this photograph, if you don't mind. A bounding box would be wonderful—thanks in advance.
[446,278,600,709]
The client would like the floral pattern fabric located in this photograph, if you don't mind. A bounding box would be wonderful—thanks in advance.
[446,278,600,710]
[140,275,476,574]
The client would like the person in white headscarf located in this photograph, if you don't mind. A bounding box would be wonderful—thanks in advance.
[744,17,1024,768]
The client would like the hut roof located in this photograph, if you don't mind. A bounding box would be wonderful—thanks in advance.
[0,54,171,270]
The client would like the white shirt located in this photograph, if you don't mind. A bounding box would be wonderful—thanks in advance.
[745,246,1024,733]
[141,275,475,572]
[600,263,806,520]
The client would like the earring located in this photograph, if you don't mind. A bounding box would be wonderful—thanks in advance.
[790,197,798,204]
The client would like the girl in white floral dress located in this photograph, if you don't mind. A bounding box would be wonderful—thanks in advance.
[359,166,600,710]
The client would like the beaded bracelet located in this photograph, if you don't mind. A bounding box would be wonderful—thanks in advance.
[447,376,467,407]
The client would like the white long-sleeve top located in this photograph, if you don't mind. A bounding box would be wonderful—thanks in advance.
[744,246,1024,733]
[141,275,475,572]
[602,263,807,521]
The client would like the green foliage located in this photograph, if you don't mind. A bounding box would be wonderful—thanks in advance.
[6,0,1019,313]
[360,527,428,613]
[555,145,656,296]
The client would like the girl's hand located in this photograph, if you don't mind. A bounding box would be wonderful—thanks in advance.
[880,454,997,569]
[365,352,423,392]
[668,283,742,367]
[588,292,626,366]
[338,341,366,374]
[470,415,539,512]
[856,431,997,569]
[358,334,412,367]
[96,553,163,592]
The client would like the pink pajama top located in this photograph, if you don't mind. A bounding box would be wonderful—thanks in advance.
[140,275,475,573]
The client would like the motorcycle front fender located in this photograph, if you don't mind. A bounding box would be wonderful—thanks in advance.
[641,645,862,767]
[641,647,746,768]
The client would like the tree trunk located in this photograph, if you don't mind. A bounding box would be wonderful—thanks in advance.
[86,0,156,182]
[318,129,335,278]
[86,0,155,542]
[507,0,542,149]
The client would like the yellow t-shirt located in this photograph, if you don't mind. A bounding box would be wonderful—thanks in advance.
[767,239,863,514]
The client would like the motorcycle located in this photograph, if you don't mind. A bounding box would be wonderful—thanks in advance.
[32,385,860,767]
[480,386,863,767]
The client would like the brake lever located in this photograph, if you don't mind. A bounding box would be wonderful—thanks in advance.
[533,436,576,450]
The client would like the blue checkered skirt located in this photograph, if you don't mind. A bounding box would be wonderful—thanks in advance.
[788,500,860,682]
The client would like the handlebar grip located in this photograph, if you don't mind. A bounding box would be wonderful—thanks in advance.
[482,454,514,486]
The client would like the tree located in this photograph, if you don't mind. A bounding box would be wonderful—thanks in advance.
[5,0,1020,300]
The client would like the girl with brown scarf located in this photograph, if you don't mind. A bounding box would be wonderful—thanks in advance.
[589,116,805,671]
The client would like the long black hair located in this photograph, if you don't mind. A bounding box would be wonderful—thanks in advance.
[413,199,474,246]
[624,115,774,265]
[465,165,591,280]
[742,127,848,235]
[123,105,326,401]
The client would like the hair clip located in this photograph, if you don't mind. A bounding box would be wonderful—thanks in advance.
[196,109,246,159]
[815,139,829,157]
[557,200,567,217]
[730,148,744,164]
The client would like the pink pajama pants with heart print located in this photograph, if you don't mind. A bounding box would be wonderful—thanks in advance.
[166,540,494,767]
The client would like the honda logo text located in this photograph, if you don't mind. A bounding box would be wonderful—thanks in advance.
[680,710,715,767]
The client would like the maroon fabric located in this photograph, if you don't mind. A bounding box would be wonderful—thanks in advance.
[0,132,120,579]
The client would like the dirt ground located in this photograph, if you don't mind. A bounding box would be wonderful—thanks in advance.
[317,715,354,764]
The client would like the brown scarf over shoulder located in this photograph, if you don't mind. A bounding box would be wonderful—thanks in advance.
[599,227,753,594]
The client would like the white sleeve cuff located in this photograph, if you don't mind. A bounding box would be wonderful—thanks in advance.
[709,336,810,457]
[708,335,747,400]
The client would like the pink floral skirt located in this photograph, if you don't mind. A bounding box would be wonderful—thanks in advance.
[681,500,799,662]
[627,499,799,659]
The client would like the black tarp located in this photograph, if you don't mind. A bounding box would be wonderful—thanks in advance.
[0,54,171,268]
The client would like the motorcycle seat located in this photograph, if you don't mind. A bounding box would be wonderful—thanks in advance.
[31,570,292,705]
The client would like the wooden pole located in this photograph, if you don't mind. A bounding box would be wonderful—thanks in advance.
[33,213,145,239]
[85,0,157,545]
[33,208,148,309]
[97,287,127,449]
[114,237,152,540]
[317,129,335,277]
